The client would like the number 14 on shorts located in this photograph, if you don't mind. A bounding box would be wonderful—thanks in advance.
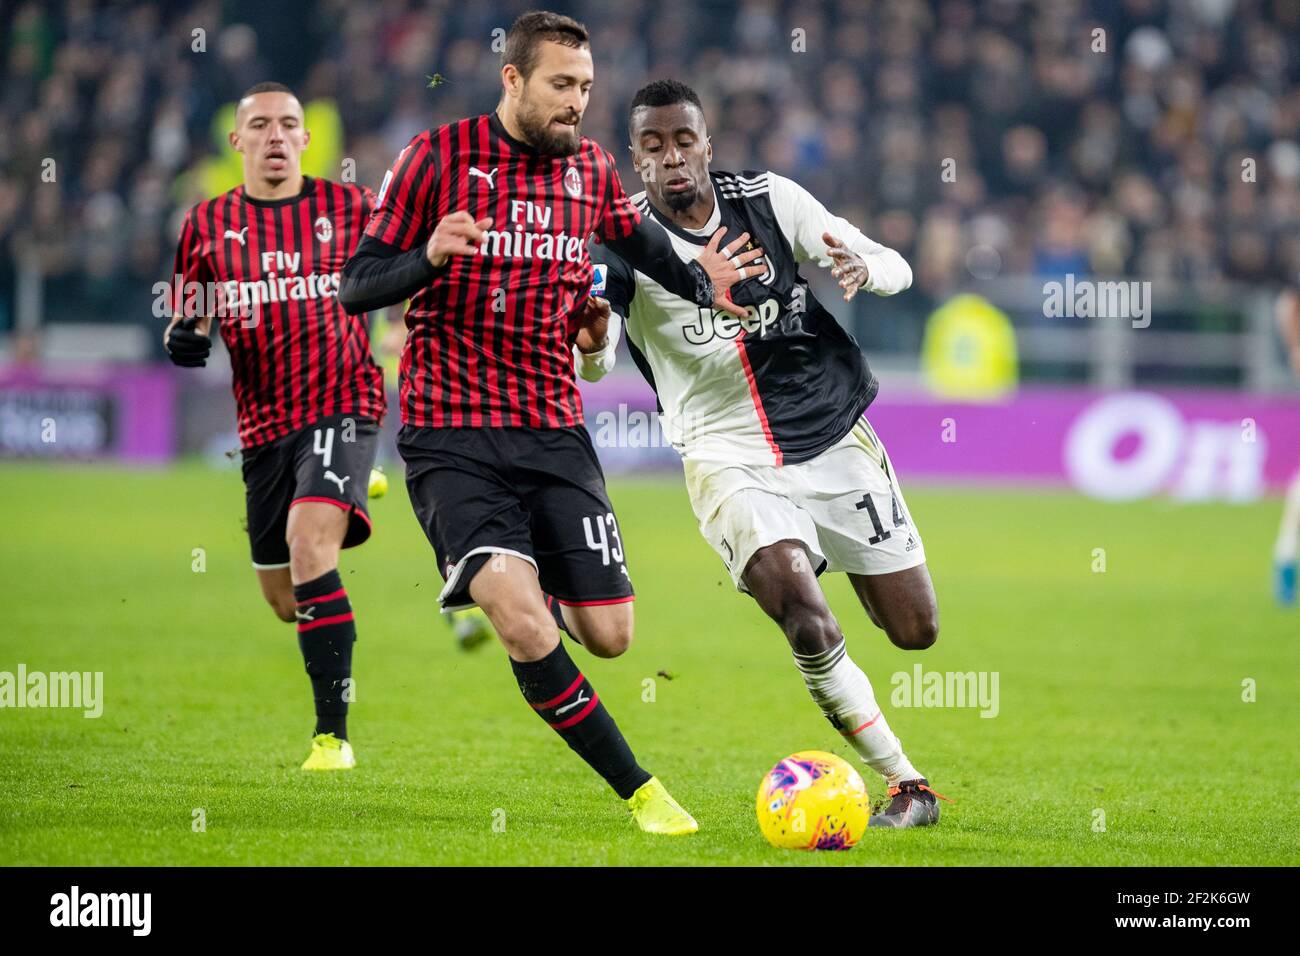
[856,491,906,546]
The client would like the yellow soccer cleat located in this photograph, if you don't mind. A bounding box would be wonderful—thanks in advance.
[628,776,698,835]
[301,732,356,771]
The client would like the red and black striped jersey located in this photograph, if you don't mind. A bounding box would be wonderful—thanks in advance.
[364,112,640,429]
[172,176,386,448]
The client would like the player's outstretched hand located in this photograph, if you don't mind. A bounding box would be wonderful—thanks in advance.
[698,228,765,318]
[427,212,493,268]
[824,232,871,301]
[165,316,211,368]
[575,296,611,354]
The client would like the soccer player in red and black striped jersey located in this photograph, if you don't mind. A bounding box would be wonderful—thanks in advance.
[166,82,385,772]
[338,11,763,834]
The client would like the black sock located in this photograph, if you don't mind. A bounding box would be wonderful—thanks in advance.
[294,569,355,741]
[510,641,650,799]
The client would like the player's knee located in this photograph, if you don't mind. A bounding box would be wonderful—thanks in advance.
[286,526,329,560]
[580,620,634,659]
[494,610,558,659]
[781,601,840,655]
[286,529,338,580]
[887,609,939,650]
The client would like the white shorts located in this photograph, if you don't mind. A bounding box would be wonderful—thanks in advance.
[684,417,926,593]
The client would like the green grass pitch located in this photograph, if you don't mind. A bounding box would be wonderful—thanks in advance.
[1,461,1297,866]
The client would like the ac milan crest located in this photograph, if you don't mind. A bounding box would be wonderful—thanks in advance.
[563,166,582,199]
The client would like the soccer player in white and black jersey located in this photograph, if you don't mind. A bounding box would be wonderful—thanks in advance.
[338,13,762,833]
[581,80,948,828]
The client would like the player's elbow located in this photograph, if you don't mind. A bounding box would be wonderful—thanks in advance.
[874,252,912,296]
[336,273,366,315]
[896,257,913,293]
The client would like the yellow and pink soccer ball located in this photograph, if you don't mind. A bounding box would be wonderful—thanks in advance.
[755,750,870,850]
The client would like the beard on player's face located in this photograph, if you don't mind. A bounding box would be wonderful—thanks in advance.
[517,86,582,156]
[661,180,698,212]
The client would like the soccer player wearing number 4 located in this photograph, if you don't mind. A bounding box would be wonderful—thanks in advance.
[166,83,385,771]
[582,80,949,827]
[338,13,760,834]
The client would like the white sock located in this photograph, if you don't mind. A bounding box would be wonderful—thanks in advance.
[793,639,921,788]
[1275,473,1300,562]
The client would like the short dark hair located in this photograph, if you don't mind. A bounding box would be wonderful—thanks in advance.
[502,11,590,80]
[629,78,704,122]
[240,81,296,100]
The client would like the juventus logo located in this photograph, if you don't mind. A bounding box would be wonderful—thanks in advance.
[469,166,499,189]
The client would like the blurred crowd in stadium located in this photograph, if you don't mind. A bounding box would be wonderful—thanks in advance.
[1,0,1298,349]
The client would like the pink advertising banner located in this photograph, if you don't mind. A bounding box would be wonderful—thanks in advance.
[579,377,1300,501]
[0,363,176,463]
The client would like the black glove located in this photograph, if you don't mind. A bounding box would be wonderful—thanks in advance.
[686,260,715,309]
[166,317,211,367]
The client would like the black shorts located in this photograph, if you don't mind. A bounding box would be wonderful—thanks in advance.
[398,424,634,611]
[240,414,380,568]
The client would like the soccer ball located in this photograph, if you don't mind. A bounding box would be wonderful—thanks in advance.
[755,750,870,850]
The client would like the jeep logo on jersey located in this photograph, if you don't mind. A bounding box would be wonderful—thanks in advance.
[314,217,333,243]
[682,297,780,344]
[563,166,583,199]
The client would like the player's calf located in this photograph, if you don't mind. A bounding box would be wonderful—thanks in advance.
[284,502,355,745]
[256,567,297,623]
[744,542,930,790]
[470,556,655,803]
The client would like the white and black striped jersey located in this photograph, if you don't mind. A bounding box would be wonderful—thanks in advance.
[580,169,911,467]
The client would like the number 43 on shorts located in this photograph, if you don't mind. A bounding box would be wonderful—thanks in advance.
[583,513,626,567]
